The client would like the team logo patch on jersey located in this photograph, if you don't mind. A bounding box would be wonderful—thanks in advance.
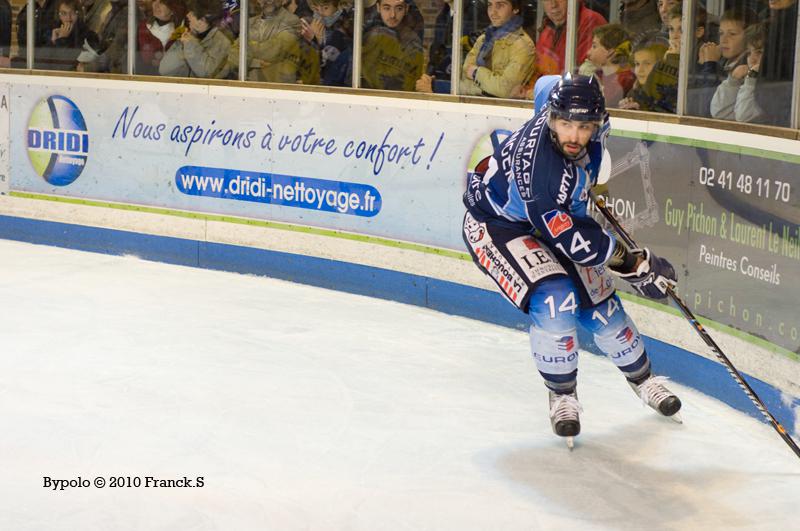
[557,336,575,351]
[616,327,635,344]
[542,209,574,238]
[463,213,486,244]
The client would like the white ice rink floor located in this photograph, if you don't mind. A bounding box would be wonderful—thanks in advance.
[1,238,798,530]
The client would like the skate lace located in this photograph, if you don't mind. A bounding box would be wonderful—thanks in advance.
[636,376,672,406]
[550,394,583,422]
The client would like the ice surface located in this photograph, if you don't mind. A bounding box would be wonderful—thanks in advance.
[1,239,797,530]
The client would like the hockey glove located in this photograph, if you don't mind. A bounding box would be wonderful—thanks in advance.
[614,248,677,300]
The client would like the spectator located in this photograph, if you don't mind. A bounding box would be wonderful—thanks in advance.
[137,0,186,75]
[618,34,667,110]
[619,0,660,40]
[291,2,320,84]
[638,3,710,114]
[159,0,231,78]
[415,0,490,94]
[219,0,240,39]
[362,0,423,38]
[137,0,153,17]
[698,7,757,120]
[536,0,606,76]
[285,0,313,18]
[1,0,13,67]
[655,0,677,37]
[228,0,302,82]
[84,0,112,35]
[361,0,423,91]
[710,22,768,123]
[579,24,635,108]
[77,0,128,73]
[462,0,536,99]
[300,0,352,86]
[752,0,797,126]
[39,0,95,71]
[14,0,59,67]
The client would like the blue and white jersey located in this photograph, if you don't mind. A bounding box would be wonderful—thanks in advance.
[464,109,615,267]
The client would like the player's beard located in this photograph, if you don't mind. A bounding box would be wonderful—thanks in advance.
[550,129,588,160]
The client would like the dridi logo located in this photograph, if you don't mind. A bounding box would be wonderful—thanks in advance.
[27,95,89,186]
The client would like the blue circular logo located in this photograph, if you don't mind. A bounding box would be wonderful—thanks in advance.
[27,95,89,186]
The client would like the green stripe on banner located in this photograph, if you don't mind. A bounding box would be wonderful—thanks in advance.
[9,191,799,362]
[611,130,800,164]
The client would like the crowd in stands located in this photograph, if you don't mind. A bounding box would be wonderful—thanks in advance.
[1,0,797,127]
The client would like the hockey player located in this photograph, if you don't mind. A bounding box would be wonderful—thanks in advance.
[462,72,681,447]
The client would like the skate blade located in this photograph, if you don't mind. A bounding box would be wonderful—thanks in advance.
[565,436,575,450]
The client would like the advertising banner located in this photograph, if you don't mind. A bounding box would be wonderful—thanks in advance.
[9,84,525,250]
[601,137,800,353]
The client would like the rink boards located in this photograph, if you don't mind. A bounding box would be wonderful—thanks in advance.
[0,75,798,434]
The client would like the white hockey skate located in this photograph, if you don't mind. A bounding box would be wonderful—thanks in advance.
[549,390,582,450]
[629,375,683,423]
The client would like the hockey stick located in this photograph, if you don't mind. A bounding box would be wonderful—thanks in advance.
[590,191,800,460]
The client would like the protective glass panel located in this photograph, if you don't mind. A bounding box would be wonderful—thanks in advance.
[8,0,129,72]
[297,0,353,87]
[222,0,305,83]
[691,0,797,128]
[68,0,129,73]
[360,0,424,92]
[459,0,537,99]
[565,0,661,111]
[140,0,241,79]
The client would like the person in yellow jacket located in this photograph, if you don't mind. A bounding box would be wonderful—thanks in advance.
[227,0,302,82]
[461,0,536,99]
[361,0,423,92]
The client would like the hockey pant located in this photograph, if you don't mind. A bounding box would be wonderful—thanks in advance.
[463,212,650,393]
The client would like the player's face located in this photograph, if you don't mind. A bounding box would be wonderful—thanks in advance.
[551,118,597,158]
[542,0,567,27]
[719,20,746,59]
[487,0,517,28]
[633,50,658,85]
[379,0,406,28]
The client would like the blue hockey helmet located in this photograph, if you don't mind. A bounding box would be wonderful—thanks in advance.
[547,72,607,122]
[533,75,561,115]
